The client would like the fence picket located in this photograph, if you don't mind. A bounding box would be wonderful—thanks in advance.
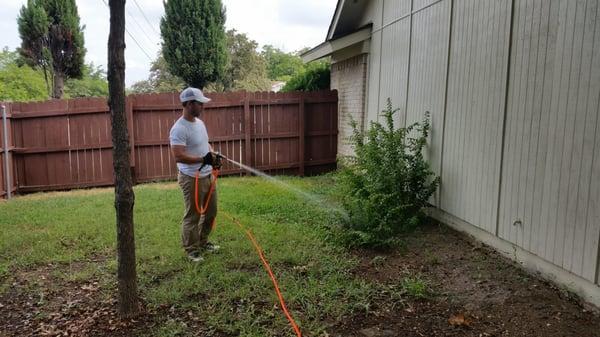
[1,90,338,197]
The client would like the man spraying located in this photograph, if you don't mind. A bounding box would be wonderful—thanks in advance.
[169,87,220,262]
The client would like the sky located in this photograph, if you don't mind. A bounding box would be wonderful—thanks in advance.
[0,0,337,86]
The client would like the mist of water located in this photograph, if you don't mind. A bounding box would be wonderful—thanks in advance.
[224,157,348,219]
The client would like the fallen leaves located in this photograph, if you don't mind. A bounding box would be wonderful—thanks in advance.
[80,282,99,292]
[448,313,473,327]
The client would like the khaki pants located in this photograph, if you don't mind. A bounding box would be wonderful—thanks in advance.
[178,172,218,254]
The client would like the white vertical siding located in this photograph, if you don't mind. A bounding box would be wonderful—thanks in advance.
[405,0,450,207]
[366,0,411,123]
[352,0,600,285]
[499,0,554,252]
[361,0,383,30]
[366,30,383,123]
[383,0,411,26]
[441,0,511,233]
[499,0,600,282]
[365,0,384,123]
[378,19,411,126]
[414,0,440,11]
[579,0,600,285]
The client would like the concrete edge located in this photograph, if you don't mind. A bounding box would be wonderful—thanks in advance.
[427,207,600,311]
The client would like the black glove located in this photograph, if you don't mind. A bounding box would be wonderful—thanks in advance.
[202,152,215,167]
[213,153,223,169]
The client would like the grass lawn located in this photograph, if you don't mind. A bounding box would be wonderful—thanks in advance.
[0,175,379,336]
[2,175,599,337]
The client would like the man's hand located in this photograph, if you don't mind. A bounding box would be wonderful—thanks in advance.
[202,152,215,166]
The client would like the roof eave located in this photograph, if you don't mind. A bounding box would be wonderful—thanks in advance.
[301,25,372,63]
[326,0,345,41]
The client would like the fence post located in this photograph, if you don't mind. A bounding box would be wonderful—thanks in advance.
[243,93,252,175]
[126,95,136,183]
[298,96,305,176]
[2,104,11,199]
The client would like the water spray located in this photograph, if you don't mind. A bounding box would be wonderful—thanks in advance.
[216,153,348,219]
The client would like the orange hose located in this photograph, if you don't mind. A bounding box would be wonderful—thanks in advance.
[194,169,219,229]
[222,211,303,337]
[193,169,303,337]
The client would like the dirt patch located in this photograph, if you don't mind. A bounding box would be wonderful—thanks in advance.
[0,260,155,337]
[333,223,600,337]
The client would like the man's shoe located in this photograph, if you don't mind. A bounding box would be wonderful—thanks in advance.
[204,242,220,252]
[187,251,204,262]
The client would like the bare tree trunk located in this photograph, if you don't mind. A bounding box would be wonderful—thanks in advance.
[42,64,51,98]
[107,0,139,318]
[52,72,64,99]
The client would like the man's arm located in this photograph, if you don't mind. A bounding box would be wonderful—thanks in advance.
[170,145,204,164]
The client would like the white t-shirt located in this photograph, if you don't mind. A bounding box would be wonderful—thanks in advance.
[169,117,213,177]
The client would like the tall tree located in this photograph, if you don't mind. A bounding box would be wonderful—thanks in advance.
[217,29,270,92]
[261,45,304,82]
[107,0,138,318]
[17,0,86,99]
[281,60,330,92]
[0,48,47,101]
[129,52,185,94]
[65,63,109,98]
[160,0,227,89]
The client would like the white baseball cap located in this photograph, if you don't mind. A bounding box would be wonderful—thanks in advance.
[179,87,211,103]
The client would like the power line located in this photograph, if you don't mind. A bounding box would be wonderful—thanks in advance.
[132,0,161,36]
[124,24,154,61]
[125,3,159,46]
[100,0,153,61]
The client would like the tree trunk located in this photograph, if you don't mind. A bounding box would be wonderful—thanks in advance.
[52,72,64,99]
[42,65,51,98]
[107,0,139,318]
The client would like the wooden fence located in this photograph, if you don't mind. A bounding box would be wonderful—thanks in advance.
[0,90,338,198]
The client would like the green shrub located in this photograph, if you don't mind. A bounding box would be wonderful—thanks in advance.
[338,99,440,249]
[281,61,330,92]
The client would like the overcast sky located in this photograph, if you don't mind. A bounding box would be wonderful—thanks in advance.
[0,0,337,86]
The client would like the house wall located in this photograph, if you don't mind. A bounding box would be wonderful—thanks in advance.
[332,0,600,305]
[498,0,600,283]
[330,53,369,157]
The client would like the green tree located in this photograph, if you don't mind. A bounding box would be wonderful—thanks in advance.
[160,0,227,89]
[131,29,272,94]
[1,47,107,101]
[0,48,47,101]
[129,52,185,94]
[64,63,109,98]
[17,0,86,99]
[281,60,330,92]
[217,29,270,92]
[261,45,304,81]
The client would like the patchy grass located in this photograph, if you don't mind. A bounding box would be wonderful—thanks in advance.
[0,175,376,336]
[4,174,598,337]
[400,276,429,299]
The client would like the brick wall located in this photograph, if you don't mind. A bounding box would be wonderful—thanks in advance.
[330,53,368,157]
